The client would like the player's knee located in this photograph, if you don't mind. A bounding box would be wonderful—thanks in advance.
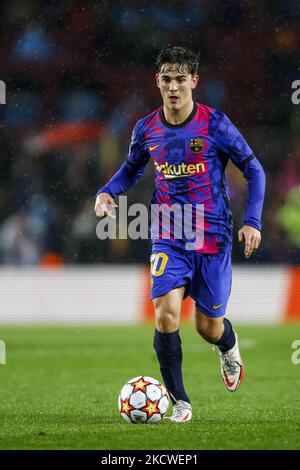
[196,319,223,343]
[155,309,179,333]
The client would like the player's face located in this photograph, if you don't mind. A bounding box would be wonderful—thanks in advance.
[156,64,198,112]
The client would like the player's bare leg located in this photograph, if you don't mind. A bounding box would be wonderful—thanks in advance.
[153,286,192,423]
[154,286,184,333]
[195,309,244,392]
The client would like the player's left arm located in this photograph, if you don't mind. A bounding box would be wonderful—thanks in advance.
[236,156,265,258]
[214,111,266,258]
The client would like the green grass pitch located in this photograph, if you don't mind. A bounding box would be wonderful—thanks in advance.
[0,324,300,450]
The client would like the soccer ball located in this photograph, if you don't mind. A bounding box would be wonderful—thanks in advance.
[118,376,169,424]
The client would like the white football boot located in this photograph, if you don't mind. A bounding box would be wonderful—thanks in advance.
[217,332,244,392]
[170,400,192,423]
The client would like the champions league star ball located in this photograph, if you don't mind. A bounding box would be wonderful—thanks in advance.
[118,376,169,424]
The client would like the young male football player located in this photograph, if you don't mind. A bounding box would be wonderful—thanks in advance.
[94,47,265,423]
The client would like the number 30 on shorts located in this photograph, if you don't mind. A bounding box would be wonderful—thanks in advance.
[150,253,169,276]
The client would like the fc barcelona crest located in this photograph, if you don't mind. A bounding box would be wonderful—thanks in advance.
[190,137,204,153]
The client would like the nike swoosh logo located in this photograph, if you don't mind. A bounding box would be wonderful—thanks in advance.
[223,370,236,388]
[149,145,159,151]
[213,303,223,310]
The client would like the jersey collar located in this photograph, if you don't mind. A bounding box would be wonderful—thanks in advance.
[159,102,197,129]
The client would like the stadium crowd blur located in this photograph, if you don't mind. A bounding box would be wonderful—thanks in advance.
[0,0,299,265]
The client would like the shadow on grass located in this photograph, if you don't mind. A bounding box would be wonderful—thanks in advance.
[2,410,298,428]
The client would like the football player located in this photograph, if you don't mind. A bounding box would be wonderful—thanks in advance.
[95,47,265,423]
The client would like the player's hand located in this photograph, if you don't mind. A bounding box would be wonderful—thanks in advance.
[238,225,261,259]
[94,192,118,219]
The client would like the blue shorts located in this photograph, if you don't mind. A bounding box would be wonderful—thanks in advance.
[150,243,232,318]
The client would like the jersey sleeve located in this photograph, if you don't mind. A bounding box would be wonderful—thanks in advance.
[96,119,150,198]
[213,110,266,231]
[214,110,253,165]
[242,156,266,231]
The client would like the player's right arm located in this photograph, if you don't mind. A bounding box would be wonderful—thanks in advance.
[94,120,149,218]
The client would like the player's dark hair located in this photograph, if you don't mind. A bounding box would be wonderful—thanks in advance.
[156,47,199,76]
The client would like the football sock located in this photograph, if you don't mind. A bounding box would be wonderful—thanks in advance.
[215,318,236,353]
[153,328,190,405]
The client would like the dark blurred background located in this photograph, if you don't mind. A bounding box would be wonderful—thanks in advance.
[0,0,299,266]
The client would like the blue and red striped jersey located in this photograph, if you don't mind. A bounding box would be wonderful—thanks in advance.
[97,102,265,253]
